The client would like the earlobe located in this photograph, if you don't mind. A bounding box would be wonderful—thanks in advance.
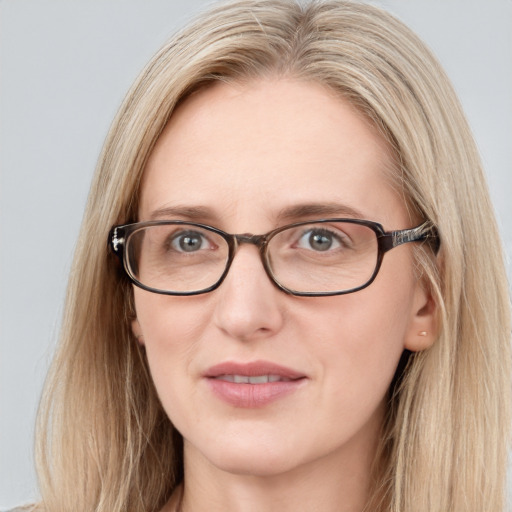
[404,283,437,352]
[131,319,145,346]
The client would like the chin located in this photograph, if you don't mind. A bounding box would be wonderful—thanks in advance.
[208,450,301,478]
[187,430,310,478]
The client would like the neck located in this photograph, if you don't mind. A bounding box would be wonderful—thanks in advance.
[166,424,382,512]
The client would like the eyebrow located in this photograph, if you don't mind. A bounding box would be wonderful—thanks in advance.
[149,205,215,221]
[148,202,368,224]
[276,202,367,222]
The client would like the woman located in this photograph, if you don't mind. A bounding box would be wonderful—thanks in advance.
[27,1,510,511]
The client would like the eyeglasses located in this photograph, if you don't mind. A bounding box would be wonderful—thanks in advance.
[109,218,439,297]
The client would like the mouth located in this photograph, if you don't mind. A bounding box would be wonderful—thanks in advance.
[204,360,307,407]
[214,374,294,384]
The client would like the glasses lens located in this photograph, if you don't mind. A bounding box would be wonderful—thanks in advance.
[126,224,229,293]
[267,221,378,294]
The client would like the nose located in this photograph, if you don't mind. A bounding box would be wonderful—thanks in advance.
[212,244,285,341]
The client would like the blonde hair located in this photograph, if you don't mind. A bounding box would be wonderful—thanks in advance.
[35,1,511,511]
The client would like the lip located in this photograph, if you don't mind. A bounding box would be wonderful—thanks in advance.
[204,360,307,408]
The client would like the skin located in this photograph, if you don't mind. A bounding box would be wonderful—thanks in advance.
[133,78,436,512]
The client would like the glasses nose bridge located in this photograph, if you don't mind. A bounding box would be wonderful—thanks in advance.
[222,233,280,288]
[228,233,271,278]
[231,233,269,255]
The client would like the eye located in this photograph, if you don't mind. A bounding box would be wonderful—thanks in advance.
[170,230,211,253]
[295,228,345,252]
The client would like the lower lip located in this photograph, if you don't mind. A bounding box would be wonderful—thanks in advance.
[206,378,306,408]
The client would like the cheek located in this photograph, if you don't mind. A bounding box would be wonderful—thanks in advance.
[134,289,208,345]
[297,272,415,411]
[132,290,210,398]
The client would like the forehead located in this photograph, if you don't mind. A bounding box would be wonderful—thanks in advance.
[140,79,405,230]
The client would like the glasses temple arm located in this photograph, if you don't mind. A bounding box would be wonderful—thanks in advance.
[381,221,440,252]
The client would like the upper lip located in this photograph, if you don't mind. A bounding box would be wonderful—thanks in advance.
[204,360,306,380]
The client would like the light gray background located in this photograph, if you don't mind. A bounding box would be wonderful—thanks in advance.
[1,0,511,508]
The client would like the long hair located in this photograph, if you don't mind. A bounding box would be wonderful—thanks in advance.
[35,1,511,511]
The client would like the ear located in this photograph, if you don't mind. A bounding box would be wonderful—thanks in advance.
[131,318,145,346]
[404,281,437,352]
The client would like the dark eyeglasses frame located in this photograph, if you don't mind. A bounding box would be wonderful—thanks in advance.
[109,218,439,297]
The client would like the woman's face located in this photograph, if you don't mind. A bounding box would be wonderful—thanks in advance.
[134,79,434,478]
